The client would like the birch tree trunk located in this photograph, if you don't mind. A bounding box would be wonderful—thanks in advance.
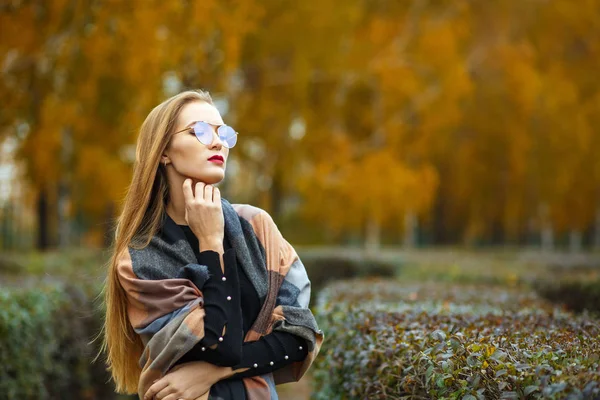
[568,230,582,253]
[539,203,554,252]
[403,210,418,248]
[365,211,381,256]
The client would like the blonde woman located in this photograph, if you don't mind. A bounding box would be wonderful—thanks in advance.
[98,90,324,400]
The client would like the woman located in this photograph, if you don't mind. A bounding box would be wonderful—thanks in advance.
[99,90,324,400]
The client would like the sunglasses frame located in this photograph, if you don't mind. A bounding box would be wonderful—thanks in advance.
[173,120,239,148]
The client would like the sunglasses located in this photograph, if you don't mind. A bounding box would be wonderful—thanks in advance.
[173,120,239,149]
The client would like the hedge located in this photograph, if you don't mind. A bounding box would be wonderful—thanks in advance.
[300,253,397,294]
[312,278,600,400]
[533,279,600,315]
[0,282,120,400]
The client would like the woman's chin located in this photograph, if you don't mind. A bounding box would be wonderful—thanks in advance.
[188,173,225,186]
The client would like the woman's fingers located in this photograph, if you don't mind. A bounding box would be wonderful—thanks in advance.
[193,392,210,400]
[161,389,208,400]
[182,179,194,205]
[213,186,220,204]
[195,181,205,201]
[161,393,186,400]
[204,183,213,203]
[143,378,169,400]
[183,178,219,204]
[155,385,175,400]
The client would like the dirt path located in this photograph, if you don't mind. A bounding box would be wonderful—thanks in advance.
[275,371,313,400]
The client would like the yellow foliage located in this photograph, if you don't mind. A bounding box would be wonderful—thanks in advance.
[2,0,599,243]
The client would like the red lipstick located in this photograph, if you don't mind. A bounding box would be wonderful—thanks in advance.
[208,155,224,164]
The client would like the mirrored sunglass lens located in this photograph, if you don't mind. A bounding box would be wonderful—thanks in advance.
[226,135,237,148]
[193,121,213,145]
[218,125,237,148]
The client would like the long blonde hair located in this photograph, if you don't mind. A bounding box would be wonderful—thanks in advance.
[94,89,214,394]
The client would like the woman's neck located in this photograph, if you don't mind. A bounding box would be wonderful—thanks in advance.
[165,171,203,226]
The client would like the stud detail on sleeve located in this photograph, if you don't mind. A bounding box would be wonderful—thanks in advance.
[201,347,206,351]
[253,363,258,368]
[226,295,232,301]
[284,355,289,360]
[222,276,226,281]
[218,336,224,342]
[269,361,274,366]
[299,346,303,350]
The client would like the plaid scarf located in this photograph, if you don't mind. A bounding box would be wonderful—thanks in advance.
[116,198,324,399]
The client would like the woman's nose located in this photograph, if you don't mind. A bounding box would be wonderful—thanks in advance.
[209,130,224,148]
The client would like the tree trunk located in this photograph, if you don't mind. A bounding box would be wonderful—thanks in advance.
[58,126,73,248]
[270,166,283,222]
[37,187,49,251]
[1,202,13,251]
[594,207,600,250]
[57,180,70,248]
[539,203,554,252]
[541,227,554,252]
[403,210,418,248]
[365,210,381,256]
[431,164,449,245]
[569,229,582,253]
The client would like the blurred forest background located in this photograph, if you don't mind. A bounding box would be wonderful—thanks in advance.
[1,0,599,253]
[2,1,600,399]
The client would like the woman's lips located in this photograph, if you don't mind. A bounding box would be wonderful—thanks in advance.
[208,155,224,165]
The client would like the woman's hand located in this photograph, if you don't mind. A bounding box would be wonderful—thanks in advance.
[143,361,230,400]
[183,179,224,246]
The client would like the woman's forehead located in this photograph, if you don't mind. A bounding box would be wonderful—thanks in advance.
[178,101,224,127]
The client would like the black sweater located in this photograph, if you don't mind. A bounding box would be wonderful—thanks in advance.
[171,223,308,399]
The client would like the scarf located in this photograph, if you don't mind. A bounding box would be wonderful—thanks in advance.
[116,198,324,399]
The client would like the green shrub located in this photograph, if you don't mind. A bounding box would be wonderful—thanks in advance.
[534,278,600,315]
[301,254,397,295]
[0,254,22,274]
[0,282,119,400]
[0,249,108,282]
[313,278,600,400]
